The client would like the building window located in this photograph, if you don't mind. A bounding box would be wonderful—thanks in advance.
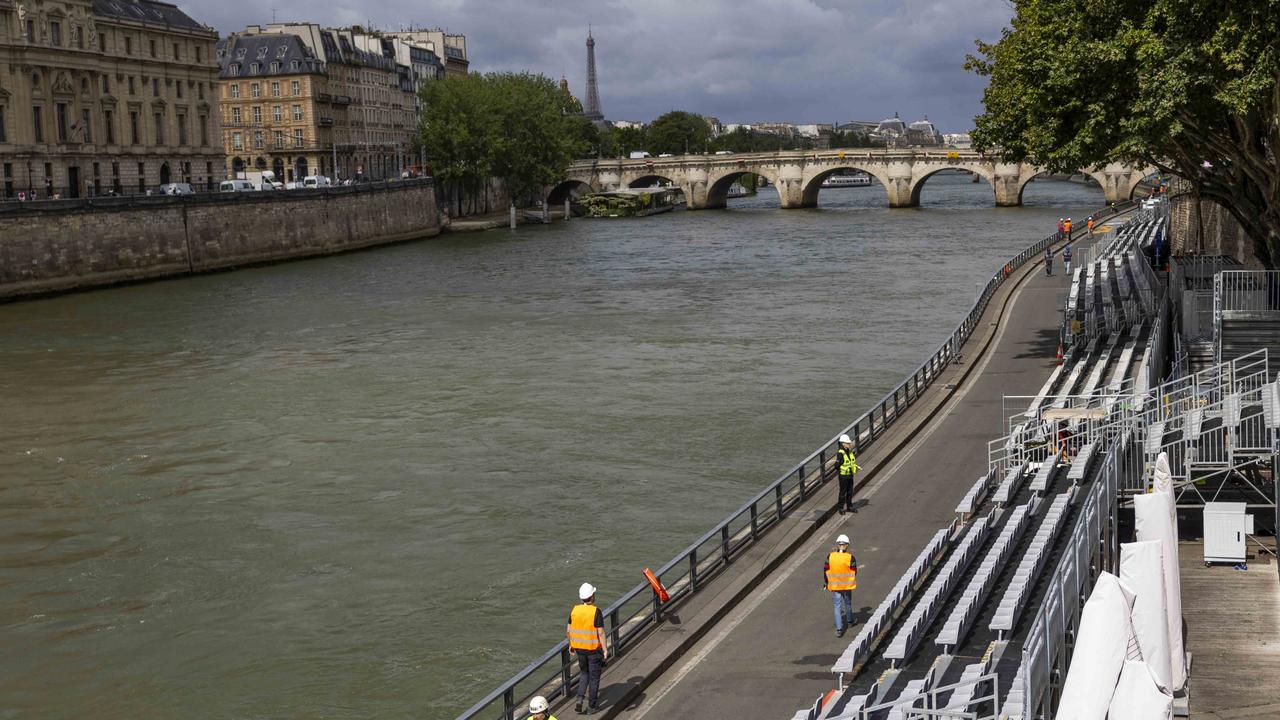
[292,80,301,96]
[250,62,260,75]
[152,78,159,97]
[56,103,68,142]
[270,61,281,74]
[272,106,282,123]
[176,82,183,99]
[128,76,136,94]
[104,110,114,144]
[125,35,133,55]
[75,26,84,49]
[250,83,260,98]
[200,116,208,146]
[150,39,157,58]
[196,46,203,63]
[154,112,164,145]
[231,107,241,124]
[99,33,106,53]
[274,130,284,149]
[230,84,240,99]
[252,106,262,123]
[253,130,263,149]
[81,108,92,143]
[177,115,187,146]
[228,64,240,77]
[173,42,180,60]
[25,19,35,43]
[293,128,303,147]
[232,131,243,150]
[198,83,204,100]
[138,162,145,193]
[291,60,300,72]
[102,75,110,94]
[50,21,61,47]
[0,106,5,143]
[129,111,139,144]
[292,105,302,121]
[32,106,43,142]
[271,81,280,97]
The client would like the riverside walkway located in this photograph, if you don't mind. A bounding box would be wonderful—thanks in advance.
[573,224,1103,719]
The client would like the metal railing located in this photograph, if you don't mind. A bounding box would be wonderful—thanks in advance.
[455,200,1137,720]
[1215,270,1280,316]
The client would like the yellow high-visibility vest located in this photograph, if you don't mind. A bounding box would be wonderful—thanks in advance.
[838,448,859,477]
[827,551,857,591]
[568,604,601,651]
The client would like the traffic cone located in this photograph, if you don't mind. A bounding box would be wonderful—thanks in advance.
[1055,342,1064,365]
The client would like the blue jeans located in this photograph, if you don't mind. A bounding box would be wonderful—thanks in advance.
[832,590,854,631]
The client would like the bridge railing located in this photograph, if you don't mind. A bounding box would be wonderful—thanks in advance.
[455,200,1138,720]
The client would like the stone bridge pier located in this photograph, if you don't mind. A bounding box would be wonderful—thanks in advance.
[551,151,1156,212]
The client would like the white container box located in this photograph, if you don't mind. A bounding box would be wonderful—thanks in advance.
[1202,502,1254,565]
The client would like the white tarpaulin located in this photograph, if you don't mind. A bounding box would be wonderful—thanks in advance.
[1152,452,1173,493]
[1108,659,1174,719]
[1057,572,1137,720]
[1134,460,1187,690]
[1119,540,1172,691]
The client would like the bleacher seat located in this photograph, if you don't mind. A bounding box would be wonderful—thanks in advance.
[992,463,1028,506]
[1065,442,1096,484]
[936,503,1033,650]
[990,491,1074,635]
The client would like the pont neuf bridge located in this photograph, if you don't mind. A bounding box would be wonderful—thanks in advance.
[549,149,1155,210]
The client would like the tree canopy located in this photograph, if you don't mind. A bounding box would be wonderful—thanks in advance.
[967,0,1280,267]
[417,72,587,211]
[646,111,712,156]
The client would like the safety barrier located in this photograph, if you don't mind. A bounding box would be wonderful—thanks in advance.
[455,200,1139,720]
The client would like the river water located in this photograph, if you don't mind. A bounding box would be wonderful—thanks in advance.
[0,174,1103,719]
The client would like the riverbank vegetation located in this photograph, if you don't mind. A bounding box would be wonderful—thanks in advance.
[968,0,1280,268]
[416,72,589,215]
[594,112,882,158]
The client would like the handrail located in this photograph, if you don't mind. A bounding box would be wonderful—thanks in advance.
[455,199,1138,720]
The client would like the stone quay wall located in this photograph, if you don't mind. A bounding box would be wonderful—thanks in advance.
[0,179,441,301]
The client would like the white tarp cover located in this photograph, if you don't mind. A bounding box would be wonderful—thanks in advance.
[1057,572,1136,720]
[1134,480,1187,689]
[1120,540,1173,691]
[1107,659,1173,719]
[1152,452,1173,493]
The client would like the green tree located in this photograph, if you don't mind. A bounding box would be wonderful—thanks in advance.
[488,72,587,205]
[646,111,711,155]
[967,0,1280,267]
[417,73,498,215]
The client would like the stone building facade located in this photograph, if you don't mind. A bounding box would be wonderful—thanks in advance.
[0,0,223,198]
[230,24,419,182]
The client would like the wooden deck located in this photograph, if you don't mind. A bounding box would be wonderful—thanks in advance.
[1179,539,1280,719]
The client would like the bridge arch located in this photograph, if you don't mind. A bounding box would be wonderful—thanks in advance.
[907,165,995,207]
[800,166,892,207]
[547,179,596,206]
[627,174,680,189]
[705,167,780,209]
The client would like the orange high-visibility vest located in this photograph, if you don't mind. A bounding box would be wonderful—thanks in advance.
[1064,220,1073,234]
[568,604,601,651]
[827,551,857,591]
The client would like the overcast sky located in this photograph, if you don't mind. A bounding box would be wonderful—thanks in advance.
[190,0,1014,132]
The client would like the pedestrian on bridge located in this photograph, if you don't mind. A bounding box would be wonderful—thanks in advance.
[836,434,860,514]
[567,583,609,715]
[1057,218,1064,241]
[825,534,858,637]
[1044,247,1054,276]
[1087,217,1095,237]
[1064,217,1073,236]
[1063,243,1073,275]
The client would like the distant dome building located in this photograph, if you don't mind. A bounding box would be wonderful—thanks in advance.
[876,112,908,138]
[906,116,944,147]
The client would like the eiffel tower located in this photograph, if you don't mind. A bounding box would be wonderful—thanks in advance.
[584,28,604,122]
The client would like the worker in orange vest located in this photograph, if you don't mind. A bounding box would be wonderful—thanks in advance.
[567,583,609,714]
[825,534,858,637]
[1087,217,1094,237]
[1064,217,1073,236]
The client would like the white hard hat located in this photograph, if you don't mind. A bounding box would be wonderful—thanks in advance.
[529,696,549,713]
[578,582,596,601]
[838,434,852,444]
[837,534,850,545]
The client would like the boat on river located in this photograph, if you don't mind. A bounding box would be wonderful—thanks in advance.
[580,187,682,218]
[821,173,872,188]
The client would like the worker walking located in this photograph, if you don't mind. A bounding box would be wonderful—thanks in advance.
[567,583,609,715]
[1064,217,1073,236]
[1044,247,1054,276]
[1086,217,1094,237]
[1063,243,1073,274]
[836,434,859,514]
[528,696,557,720]
[825,534,858,637]
[1056,218,1064,241]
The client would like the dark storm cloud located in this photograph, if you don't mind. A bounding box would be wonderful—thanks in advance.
[184,0,1012,131]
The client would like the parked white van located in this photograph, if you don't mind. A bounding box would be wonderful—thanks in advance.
[303,175,332,188]
[220,179,256,193]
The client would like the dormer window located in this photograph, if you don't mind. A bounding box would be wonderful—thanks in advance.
[235,47,246,60]
[276,45,288,58]
[228,64,240,77]
[256,47,268,60]
[270,61,281,74]
[290,60,300,71]
[250,62,260,74]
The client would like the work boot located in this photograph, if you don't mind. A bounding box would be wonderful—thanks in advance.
[836,628,845,638]
[576,700,584,713]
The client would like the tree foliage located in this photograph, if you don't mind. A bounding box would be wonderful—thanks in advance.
[417,72,588,212]
[967,0,1280,267]
[646,111,712,155]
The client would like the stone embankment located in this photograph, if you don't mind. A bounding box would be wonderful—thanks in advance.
[0,179,441,301]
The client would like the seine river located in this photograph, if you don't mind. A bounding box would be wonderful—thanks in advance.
[0,174,1103,718]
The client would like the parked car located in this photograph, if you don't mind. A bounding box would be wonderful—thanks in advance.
[658,153,674,158]
[159,183,195,195]
[714,150,734,156]
[303,175,332,188]
[219,179,256,193]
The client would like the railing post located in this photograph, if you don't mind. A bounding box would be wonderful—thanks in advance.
[561,646,574,698]
[798,461,807,498]
[721,524,731,562]
[503,687,515,720]
[776,483,785,519]
[689,550,699,590]
[609,608,620,651]
[750,504,759,540]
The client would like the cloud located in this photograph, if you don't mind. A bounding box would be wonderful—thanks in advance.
[184,0,1014,131]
